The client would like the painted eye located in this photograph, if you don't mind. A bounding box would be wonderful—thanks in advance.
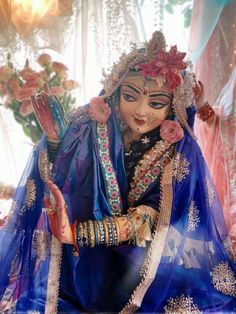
[122,93,136,102]
[148,102,168,109]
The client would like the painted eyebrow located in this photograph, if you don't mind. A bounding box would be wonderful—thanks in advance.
[122,84,141,94]
[149,93,172,99]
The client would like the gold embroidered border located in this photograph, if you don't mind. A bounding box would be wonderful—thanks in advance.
[38,150,51,182]
[120,159,174,313]
[45,235,62,314]
[25,179,36,208]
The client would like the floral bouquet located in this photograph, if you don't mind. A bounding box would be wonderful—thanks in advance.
[0,53,79,142]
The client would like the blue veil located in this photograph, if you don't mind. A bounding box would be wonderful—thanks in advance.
[0,88,236,313]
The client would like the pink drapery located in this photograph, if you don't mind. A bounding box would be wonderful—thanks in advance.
[189,0,236,231]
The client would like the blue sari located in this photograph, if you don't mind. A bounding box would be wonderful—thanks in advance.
[0,91,236,313]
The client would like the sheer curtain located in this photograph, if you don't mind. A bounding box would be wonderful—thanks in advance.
[0,0,191,218]
[188,0,236,229]
[0,0,143,217]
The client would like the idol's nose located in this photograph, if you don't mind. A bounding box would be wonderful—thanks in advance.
[135,100,147,118]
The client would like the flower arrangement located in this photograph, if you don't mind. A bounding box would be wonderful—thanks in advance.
[0,53,79,142]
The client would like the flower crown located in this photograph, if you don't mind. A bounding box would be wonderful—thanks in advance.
[102,31,196,138]
[137,45,187,92]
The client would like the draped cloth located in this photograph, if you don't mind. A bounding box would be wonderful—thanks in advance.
[0,91,236,312]
[0,0,73,46]
[188,0,236,231]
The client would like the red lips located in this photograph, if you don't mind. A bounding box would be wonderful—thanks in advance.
[133,117,146,125]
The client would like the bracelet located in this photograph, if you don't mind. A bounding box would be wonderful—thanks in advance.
[197,102,214,121]
[72,221,79,256]
[106,218,114,246]
[113,217,120,245]
[110,217,118,245]
[103,218,109,246]
[94,220,99,245]
[82,222,88,247]
[74,217,120,251]
[89,220,96,248]
[97,220,105,245]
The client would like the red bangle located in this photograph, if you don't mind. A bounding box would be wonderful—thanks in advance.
[197,102,215,121]
[71,221,79,256]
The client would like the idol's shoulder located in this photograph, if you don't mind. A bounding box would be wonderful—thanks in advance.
[67,104,91,127]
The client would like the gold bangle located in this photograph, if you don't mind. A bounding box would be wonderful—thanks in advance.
[103,218,109,246]
[83,222,88,247]
[113,217,120,245]
[89,220,95,248]
[93,220,99,245]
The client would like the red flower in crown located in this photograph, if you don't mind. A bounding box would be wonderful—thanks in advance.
[138,45,187,91]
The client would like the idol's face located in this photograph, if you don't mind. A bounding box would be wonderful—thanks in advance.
[119,75,172,137]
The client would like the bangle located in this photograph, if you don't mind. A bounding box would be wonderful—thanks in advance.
[81,222,88,247]
[103,218,109,246]
[72,221,79,256]
[106,218,114,246]
[197,102,214,121]
[77,222,82,247]
[89,220,95,248]
[97,220,105,245]
[110,217,118,245]
[94,220,99,245]
[114,217,120,245]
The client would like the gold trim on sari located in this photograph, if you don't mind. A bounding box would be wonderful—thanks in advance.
[121,158,174,313]
[45,236,62,314]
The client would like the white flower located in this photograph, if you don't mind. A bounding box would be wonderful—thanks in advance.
[141,136,150,144]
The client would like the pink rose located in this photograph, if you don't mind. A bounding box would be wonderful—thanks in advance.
[24,75,43,90]
[8,78,21,97]
[20,99,33,116]
[50,86,65,96]
[20,67,36,81]
[0,82,7,96]
[62,79,79,90]
[38,70,48,80]
[51,62,68,77]
[0,65,12,81]
[16,87,37,101]
[37,53,52,67]
[160,120,184,143]
[88,96,111,123]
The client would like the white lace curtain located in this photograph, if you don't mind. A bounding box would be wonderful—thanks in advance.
[0,0,190,213]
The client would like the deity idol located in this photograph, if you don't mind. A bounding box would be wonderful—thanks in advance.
[0,31,235,313]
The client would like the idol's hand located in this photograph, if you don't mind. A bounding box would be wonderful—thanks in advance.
[44,179,73,244]
[193,80,205,109]
[194,80,215,124]
[31,84,68,141]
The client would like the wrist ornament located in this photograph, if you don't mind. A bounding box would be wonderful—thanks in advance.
[197,102,215,121]
[128,205,159,247]
[71,221,79,256]
[74,216,121,249]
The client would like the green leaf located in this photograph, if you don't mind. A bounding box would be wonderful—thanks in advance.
[167,0,178,4]
[164,3,174,13]
[183,7,192,28]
